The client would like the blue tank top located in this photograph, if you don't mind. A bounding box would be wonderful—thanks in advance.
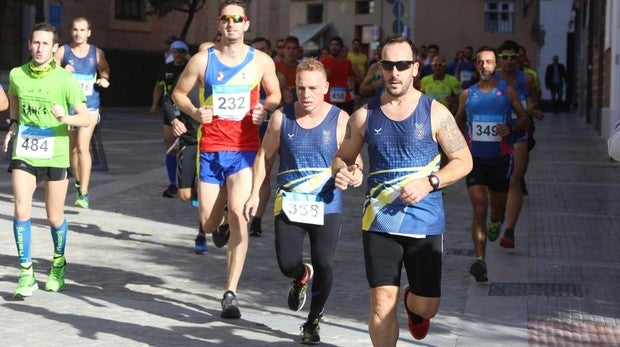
[274,103,343,215]
[62,44,99,109]
[362,94,445,236]
[465,80,513,158]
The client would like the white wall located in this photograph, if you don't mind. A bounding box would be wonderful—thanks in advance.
[538,0,573,101]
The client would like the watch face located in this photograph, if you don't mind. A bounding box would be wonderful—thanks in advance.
[430,175,440,188]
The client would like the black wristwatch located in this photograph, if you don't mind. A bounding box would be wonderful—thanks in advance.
[428,173,440,191]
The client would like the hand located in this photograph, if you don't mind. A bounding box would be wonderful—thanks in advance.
[64,64,75,73]
[532,108,544,121]
[243,194,260,222]
[497,123,511,138]
[50,101,66,123]
[149,105,157,114]
[96,77,110,88]
[171,119,188,137]
[251,103,266,126]
[2,124,16,153]
[400,177,433,205]
[195,105,213,124]
[334,164,364,190]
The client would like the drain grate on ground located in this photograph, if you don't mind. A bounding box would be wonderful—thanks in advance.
[445,248,475,256]
[488,283,583,297]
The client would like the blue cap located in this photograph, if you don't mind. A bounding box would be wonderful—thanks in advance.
[170,40,189,52]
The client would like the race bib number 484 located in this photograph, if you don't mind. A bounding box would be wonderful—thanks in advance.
[212,84,251,120]
[15,125,54,159]
[282,192,325,225]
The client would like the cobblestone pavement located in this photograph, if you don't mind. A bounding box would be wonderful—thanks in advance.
[0,108,617,346]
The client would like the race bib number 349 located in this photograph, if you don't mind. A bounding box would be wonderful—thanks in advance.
[282,192,325,225]
[471,114,503,142]
[15,125,54,159]
[212,84,251,120]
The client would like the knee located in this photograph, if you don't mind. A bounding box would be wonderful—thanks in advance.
[48,214,65,227]
[177,189,191,202]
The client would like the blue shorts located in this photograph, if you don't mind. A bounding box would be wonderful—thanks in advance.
[199,151,256,186]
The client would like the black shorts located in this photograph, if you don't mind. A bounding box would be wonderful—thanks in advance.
[8,160,68,183]
[465,155,512,192]
[177,143,198,189]
[362,231,442,298]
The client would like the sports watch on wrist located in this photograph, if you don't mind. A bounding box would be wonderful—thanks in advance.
[428,173,440,191]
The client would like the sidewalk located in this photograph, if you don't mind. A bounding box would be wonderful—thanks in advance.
[0,108,618,346]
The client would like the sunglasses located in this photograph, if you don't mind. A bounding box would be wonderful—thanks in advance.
[380,60,414,71]
[499,53,519,60]
[218,14,248,24]
[171,49,187,54]
[431,62,446,66]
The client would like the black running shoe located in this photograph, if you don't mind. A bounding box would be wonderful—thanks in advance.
[162,184,178,198]
[288,263,314,311]
[469,259,488,282]
[249,218,263,237]
[221,290,241,319]
[300,317,321,345]
[212,224,230,248]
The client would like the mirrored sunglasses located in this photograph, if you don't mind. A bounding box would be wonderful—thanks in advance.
[218,14,248,24]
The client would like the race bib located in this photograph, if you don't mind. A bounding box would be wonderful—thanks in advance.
[282,191,324,225]
[15,125,54,159]
[74,73,95,96]
[212,84,251,120]
[329,87,346,103]
[460,70,472,84]
[471,114,502,142]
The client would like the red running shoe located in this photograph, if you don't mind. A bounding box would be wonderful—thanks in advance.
[403,286,430,340]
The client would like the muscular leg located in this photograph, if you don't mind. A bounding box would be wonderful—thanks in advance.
[467,185,489,258]
[44,178,69,228]
[505,141,528,231]
[223,167,252,292]
[73,119,97,195]
[369,285,399,347]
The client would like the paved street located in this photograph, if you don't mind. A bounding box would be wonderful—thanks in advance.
[0,108,618,346]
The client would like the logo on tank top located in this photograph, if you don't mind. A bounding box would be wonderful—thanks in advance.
[373,128,382,135]
[495,89,504,97]
[287,133,295,139]
[322,130,331,144]
[217,71,224,81]
[415,122,424,139]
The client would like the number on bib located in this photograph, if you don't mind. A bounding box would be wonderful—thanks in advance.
[212,84,251,120]
[281,192,325,225]
[329,87,346,103]
[471,114,503,142]
[15,125,55,159]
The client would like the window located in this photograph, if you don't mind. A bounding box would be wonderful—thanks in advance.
[115,0,147,21]
[307,4,323,24]
[356,1,375,14]
[484,1,514,33]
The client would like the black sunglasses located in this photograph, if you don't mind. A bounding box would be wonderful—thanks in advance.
[380,60,414,71]
[171,49,187,54]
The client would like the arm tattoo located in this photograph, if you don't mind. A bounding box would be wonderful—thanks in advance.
[439,116,467,154]
[345,113,356,140]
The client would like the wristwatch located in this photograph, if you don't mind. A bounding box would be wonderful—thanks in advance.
[428,173,440,191]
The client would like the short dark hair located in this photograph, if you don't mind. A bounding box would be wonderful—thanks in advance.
[428,44,439,52]
[330,36,344,47]
[475,46,498,63]
[252,37,271,49]
[32,22,58,44]
[219,0,247,15]
[381,34,417,59]
[498,40,519,53]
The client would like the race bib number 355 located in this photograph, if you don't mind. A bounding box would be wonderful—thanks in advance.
[15,125,54,159]
[212,84,251,120]
[282,192,325,225]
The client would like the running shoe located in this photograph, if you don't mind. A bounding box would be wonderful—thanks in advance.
[13,270,38,298]
[300,316,321,345]
[190,198,199,207]
[75,192,89,209]
[249,218,263,237]
[162,184,178,198]
[212,224,230,248]
[45,257,66,292]
[499,229,515,249]
[469,258,488,282]
[220,290,241,319]
[194,235,208,254]
[487,220,503,241]
[403,286,430,340]
[288,263,314,311]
